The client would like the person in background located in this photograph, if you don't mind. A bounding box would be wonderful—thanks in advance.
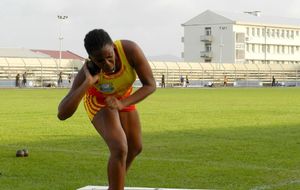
[58,72,63,87]
[15,73,20,87]
[224,75,228,87]
[68,74,72,85]
[22,72,27,87]
[161,74,165,88]
[180,75,184,87]
[57,29,156,190]
[185,75,189,87]
[272,76,276,87]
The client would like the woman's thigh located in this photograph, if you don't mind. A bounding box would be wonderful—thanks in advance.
[92,108,127,151]
[119,110,142,150]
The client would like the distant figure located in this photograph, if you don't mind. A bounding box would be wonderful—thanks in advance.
[185,75,189,87]
[68,74,72,84]
[272,76,276,86]
[58,72,63,87]
[22,72,27,87]
[161,74,165,88]
[224,75,228,87]
[180,75,184,87]
[15,73,20,87]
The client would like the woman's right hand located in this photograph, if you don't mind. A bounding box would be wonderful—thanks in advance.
[83,61,99,86]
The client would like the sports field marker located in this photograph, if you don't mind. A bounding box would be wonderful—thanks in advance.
[77,186,214,190]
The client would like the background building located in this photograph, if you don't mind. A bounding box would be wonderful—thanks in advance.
[181,10,300,64]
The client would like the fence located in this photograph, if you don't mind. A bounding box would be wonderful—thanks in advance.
[1,57,299,88]
[148,61,300,87]
[0,57,82,87]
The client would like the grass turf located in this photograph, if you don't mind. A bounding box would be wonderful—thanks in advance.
[0,87,299,190]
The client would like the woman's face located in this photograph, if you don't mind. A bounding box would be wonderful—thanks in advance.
[89,44,116,74]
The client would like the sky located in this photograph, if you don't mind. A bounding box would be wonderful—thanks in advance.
[1,0,300,58]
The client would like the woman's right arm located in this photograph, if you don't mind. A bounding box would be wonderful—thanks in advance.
[57,63,98,120]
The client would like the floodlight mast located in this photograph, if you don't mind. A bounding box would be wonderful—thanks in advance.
[57,15,68,69]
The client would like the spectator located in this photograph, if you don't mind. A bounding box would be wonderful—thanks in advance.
[22,72,27,87]
[15,73,20,87]
[180,75,184,87]
[272,76,276,86]
[224,75,228,87]
[58,72,63,87]
[185,75,189,87]
[68,74,72,84]
[161,74,165,88]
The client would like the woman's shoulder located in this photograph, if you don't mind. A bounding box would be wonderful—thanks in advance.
[119,40,138,50]
[118,40,141,61]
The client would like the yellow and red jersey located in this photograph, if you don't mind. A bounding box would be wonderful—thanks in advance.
[84,40,137,121]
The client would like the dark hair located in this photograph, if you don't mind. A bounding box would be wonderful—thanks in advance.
[84,29,113,55]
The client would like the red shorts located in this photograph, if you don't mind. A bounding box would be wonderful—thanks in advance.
[83,86,136,121]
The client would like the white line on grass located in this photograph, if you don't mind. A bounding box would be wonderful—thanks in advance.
[250,179,300,190]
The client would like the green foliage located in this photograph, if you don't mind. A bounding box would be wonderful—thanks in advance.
[0,88,299,190]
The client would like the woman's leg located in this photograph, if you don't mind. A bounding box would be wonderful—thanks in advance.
[92,108,128,190]
[119,110,142,171]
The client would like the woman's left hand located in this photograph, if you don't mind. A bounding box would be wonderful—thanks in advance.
[105,96,125,110]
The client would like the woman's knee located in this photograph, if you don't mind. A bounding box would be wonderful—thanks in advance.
[110,143,128,161]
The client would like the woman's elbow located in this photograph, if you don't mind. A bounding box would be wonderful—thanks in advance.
[57,112,67,121]
[148,81,156,94]
[57,109,71,121]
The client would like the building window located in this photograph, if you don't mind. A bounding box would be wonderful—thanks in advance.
[286,30,290,38]
[252,28,255,36]
[267,45,270,53]
[205,43,211,52]
[205,27,211,36]
[246,27,249,36]
[281,30,285,38]
[291,30,294,38]
[296,31,299,36]
[252,44,255,52]
[257,28,260,36]
[236,33,245,43]
[276,29,280,37]
[236,50,245,59]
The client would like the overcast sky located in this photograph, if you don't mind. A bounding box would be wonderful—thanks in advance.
[1,0,300,58]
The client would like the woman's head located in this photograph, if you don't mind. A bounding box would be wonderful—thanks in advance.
[84,29,116,74]
[84,29,113,55]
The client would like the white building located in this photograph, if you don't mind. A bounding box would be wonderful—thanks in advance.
[182,10,300,64]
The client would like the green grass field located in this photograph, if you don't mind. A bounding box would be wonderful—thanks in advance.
[0,88,299,190]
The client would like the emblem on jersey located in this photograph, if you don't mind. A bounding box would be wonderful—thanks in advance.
[99,83,114,93]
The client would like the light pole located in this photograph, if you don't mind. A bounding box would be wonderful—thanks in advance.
[57,15,68,69]
[219,26,227,69]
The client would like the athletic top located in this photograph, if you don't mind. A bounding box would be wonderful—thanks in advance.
[90,40,136,97]
[83,40,137,121]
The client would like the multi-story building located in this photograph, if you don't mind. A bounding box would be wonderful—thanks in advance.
[181,10,300,64]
